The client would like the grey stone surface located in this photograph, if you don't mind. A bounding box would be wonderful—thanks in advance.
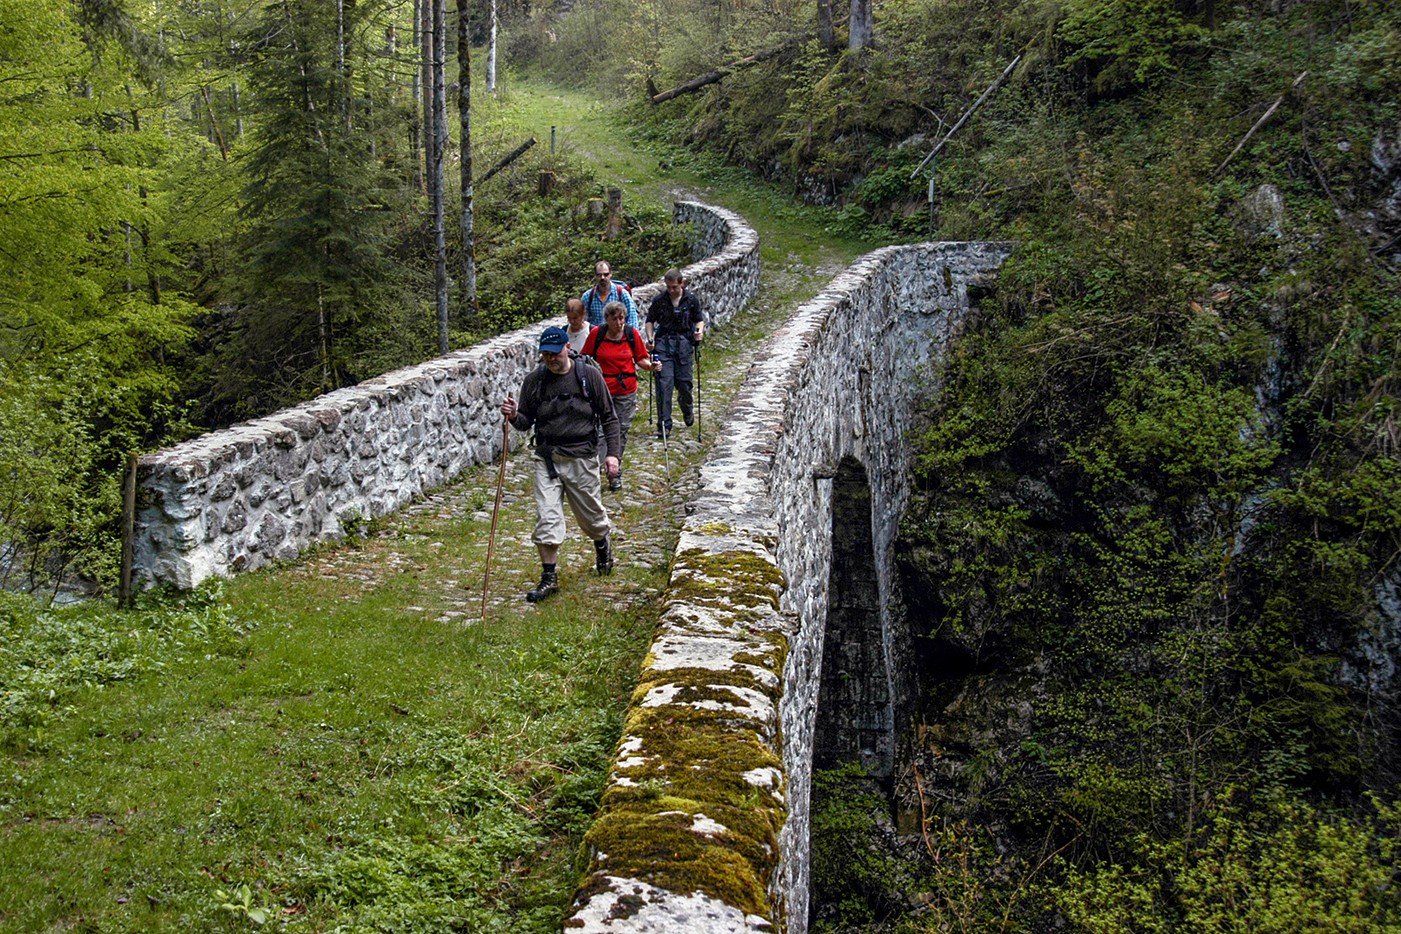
[132,201,758,589]
[565,240,1012,933]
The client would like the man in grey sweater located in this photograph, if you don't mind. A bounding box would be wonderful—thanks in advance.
[500,327,621,602]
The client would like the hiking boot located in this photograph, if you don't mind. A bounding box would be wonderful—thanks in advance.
[526,567,559,603]
[594,537,614,576]
[683,412,695,427]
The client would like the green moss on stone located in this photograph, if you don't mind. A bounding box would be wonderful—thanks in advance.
[672,548,786,611]
[584,810,772,915]
[636,665,778,695]
[574,544,791,923]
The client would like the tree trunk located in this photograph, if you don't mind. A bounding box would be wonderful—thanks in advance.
[848,0,871,50]
[818,0,833,51]
[232,78,244,140]
[201,84,229,158]
[649,44,791,104]
[317,281,332,391]
[476,136,535,185]
[420,0,434,195]
[220,8,243,140]
[283,0,325,149]
[410,0,422,191]
[336,0,348,128]
[486,0,497,92]
[432,0,449,354]
[458,0,477,322]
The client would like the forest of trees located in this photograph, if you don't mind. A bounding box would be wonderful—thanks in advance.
[0,0,685,594]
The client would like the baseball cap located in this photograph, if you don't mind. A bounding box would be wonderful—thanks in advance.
[539,326,569,353]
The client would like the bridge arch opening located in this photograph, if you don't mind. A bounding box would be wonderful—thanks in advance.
[812,455,893,780]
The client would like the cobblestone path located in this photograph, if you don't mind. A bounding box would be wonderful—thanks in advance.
[285,255,830,624]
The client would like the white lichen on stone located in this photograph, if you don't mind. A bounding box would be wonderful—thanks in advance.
[569,876,775,933]
[637,682,776,725]
[691,813,729,836]
[741,767,783,790]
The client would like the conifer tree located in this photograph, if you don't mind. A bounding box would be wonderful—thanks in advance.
[222,0,407,413]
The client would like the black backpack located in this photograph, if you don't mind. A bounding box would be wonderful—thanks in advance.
[524,351,609,427]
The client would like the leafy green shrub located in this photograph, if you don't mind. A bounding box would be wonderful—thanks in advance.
[1057,0,1207,90]
[0,583,249,753]
[1057,789,1401,932]
[809,763,899,929]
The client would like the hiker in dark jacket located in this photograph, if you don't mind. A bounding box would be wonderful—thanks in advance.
[500,326,620,602]
[645,269,706,438]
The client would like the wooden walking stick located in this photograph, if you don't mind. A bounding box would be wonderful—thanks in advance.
[481,399,511,618]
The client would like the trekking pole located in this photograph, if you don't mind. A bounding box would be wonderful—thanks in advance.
[660,419,671,477]
[648,361,654,426]
[481,402,511,619]
[694,343,702,441]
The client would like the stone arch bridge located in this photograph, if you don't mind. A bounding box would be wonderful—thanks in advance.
[134,201,1009,932]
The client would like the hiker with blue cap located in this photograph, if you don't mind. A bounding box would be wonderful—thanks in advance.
[500,326,621,602]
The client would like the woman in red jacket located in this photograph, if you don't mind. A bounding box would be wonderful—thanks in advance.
[583,301,660,491]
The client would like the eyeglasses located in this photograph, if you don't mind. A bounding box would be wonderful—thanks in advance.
[596,272,611,278]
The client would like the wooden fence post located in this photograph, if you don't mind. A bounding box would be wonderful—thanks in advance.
[606,188,623,240]
[119,451,137,608]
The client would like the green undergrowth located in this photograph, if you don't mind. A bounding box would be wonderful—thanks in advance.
[876,0,1401,926]
[0,586,249,753]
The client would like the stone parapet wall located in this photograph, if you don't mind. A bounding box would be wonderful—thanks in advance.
[134,201,758,589]
[564,241,1011,933]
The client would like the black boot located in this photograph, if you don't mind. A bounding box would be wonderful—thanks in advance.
[526,566,559,602]
[594,537,614,576]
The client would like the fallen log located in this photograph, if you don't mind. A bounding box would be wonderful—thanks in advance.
[476,136,536,186]
[1212,71,1308,178]
[910,54,1021,179]
[650,44,791,104]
